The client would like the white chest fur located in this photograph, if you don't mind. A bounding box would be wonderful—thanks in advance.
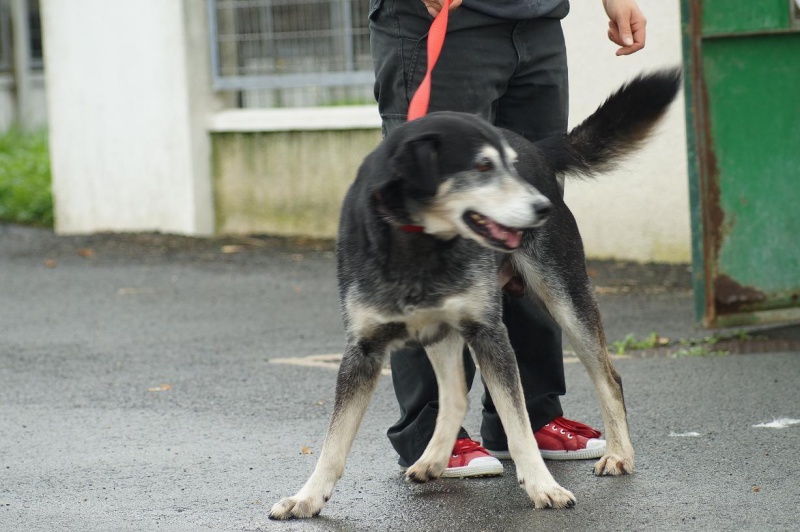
[345,291,487,345]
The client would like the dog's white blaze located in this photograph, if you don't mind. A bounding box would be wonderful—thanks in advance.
[476,145,504,167]
[477,143,517,170]
[504,145,518,164]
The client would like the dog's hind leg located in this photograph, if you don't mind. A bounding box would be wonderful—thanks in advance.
[568,302,634,476]
[559,296,633,476]
[464,322,576,509]
[514,255,634,476]
[269,339,387,519]
[405,331,468,483]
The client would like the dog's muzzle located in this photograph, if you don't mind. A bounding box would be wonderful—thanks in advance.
[462,198,552,251]
[463,210,524,250]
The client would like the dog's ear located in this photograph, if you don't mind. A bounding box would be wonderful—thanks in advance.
[388,133,442,197]
[538,68,682,177]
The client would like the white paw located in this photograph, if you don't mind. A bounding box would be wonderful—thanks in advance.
[593,453,634,476]
[521,479,576,509]
[269,492,328,520]
[404,457,448,483]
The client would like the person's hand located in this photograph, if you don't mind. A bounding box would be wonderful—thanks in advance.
[602,0,646,56]
[421,0,462,17]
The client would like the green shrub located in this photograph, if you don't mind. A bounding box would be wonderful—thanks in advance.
[0,128,53,227]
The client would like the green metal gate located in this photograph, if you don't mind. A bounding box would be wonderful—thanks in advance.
[682,0,800,327]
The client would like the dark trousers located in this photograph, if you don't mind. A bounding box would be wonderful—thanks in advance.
[369,0,570,467]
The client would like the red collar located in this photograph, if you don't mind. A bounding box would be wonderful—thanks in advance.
[399,224,425,233]
[374,192,425,233]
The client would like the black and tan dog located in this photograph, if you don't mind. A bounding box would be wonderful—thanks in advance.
[270,69,682,518]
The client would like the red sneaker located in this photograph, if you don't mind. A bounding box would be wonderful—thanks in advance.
[487,416,606,461]
[440,438,503,478]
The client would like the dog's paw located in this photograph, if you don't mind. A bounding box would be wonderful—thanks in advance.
[269,493,328,520]
[404,459,447,484]
[523,479,576,509]
[593,453,634,476]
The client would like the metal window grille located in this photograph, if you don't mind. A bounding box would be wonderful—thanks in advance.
[0,0,10,72]
[207,0,375,108]
[0,0,44,72]
[27,0,43,70]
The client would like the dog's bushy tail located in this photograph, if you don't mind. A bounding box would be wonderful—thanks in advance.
[540,68,682,177]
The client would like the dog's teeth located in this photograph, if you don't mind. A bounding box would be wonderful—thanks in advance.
[470,213,487,225]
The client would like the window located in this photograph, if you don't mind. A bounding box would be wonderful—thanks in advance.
[0,0,10,72]
[28,0,43,70]
[208,0,374,108]
[0,0,44,72]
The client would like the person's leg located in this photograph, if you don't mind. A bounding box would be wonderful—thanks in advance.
[479,17,571,450]
[495,17,569,143]
[371,1,517,466]
[371,1,517,133]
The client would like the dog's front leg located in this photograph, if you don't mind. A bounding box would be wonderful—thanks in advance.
[270,341,385,520]
[464,322,576,509]
[405,331,468,483]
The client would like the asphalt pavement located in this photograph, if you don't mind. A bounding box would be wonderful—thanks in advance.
[1,223,799,531]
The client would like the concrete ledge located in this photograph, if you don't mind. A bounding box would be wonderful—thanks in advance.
[208,105,382,133]
[212,129,382,238]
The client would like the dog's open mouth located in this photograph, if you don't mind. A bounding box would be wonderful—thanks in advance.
[463,210,524,250]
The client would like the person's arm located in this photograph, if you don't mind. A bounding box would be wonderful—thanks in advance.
[421,0,462,17]
[602,0,647,55]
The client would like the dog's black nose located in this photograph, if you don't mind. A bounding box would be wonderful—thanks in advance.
[532,199,553,218]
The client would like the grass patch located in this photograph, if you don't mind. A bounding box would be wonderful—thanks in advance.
[0,128,53,226]
[608,330,752,357]
[671,330,750,358]
[610,332,668,355]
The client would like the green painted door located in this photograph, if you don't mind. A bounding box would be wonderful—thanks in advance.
[682,0,800,327]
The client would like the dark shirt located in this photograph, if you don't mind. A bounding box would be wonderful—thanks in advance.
[460,0,569,20]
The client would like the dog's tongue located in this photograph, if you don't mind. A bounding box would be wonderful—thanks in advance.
[504,230,522,249]
[486,219,522,249]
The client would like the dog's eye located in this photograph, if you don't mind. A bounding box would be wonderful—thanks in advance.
[476,158,493,172]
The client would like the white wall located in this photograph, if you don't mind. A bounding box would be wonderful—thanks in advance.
[42,0,216,235]
[562,0,690,263]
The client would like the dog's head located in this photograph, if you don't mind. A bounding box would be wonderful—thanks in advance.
[371,112,552,252]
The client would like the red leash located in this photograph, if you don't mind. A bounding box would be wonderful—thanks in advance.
[407,0,450,121]
[396,2,450,234]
